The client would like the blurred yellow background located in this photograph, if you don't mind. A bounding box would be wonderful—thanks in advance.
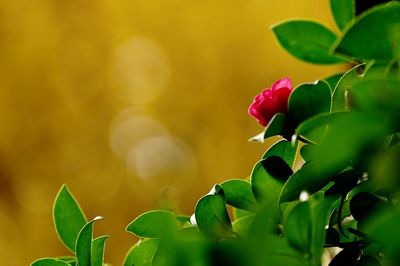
[0,0,344,264]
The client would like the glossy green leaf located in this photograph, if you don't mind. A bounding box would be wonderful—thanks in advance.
[333,2,400,62]
[310,197,335,265]
[297,111,345,135]
[75,217,102,266]
[279,162,335,203]
[55,257,75,265]
[153,236,209,266]
[233,208,252,220]
[363,209,400,250]
[252,140,297,205]
[369,147,400,193]
[208,239,252,266]
[91,235,109,266]
[324,170,362,198]
[220,179,258,212]
[249,113,291,142]
[296,112,347,144]
[53,185,87,252]
[324,72,344,93]
[350,79,400,118]
[330,0,355,30]
[175,226,205,242]
[299,144,315,162]
[286,113,389,204]
[194,189,233,238]
[31,258,71,266]
[261,139,298,167]
[288,80,332,126]
[284,111,389,204]
[272,20,345,64]
[175,215,191,226]
[246,234,309,265]
[126,210,177,238]
[232,215,255,237]
[284,196,334,262]
[252,156,293,204]
[332,63,365,111]
[123,239,159,266]
[284,201,312,253]
[265,157,294,183]
[247,204,280,243]
[317,113,388,169]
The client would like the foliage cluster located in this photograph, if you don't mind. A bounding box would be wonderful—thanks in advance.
[33,1,400,265]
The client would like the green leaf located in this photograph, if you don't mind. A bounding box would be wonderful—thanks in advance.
[333,2,400,62]
[324,72,344,93]
[272,20,345,64]
[75,217,102,266]
[350,79,400,119]
[53,185,87,252]
[316,113,388,170]
[330,0,355,30]
[284,112,389,204]
[261,139,298,167]
[284,201,312,253]
[310,197,335,265]
[232,215,255,237]
[252,140,297,205]
[251,157,293,204]
[233,208,252,220]
[123,239,159,266]
[194,188,233,238]
[363,210,400,251]
[284,197,334,262]
[220,179,258,212]
[296,112,347,144]
[288,80,332,126]
[332,63,365,111]
[300,144,316,162]
[208,239,251,266]
[55,257,75,265]
[152,237,208,266]
[246,234,309,265]
[324,170,362,198]
[175,215,191,226]
[264,157,294,183]
[126,210,178,238]
[279,162,335,203]
[247,204,280,243]
[91,235,109,266]
[31,258,71,266]
[249,113,291,142]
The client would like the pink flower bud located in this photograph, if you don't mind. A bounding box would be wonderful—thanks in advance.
[248,77,293,126]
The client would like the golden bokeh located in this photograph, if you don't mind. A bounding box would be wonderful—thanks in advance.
[0,0,344,264]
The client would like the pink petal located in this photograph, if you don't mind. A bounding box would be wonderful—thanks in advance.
[271,77,292,91]
[248,104,259,117]
[262,89,273,99]
[249,99,268,126]
[254,94,264,102]
[273,87,291,113]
